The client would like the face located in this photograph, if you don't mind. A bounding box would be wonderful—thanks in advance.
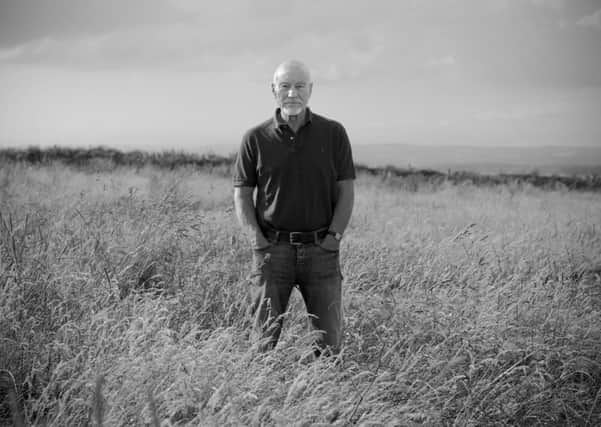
[272,65,313,117]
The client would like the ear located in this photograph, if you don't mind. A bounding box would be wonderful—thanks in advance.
[271,83,277,98]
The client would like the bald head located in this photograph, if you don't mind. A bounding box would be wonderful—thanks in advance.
[272,60,312,85]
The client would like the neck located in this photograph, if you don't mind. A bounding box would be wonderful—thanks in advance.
[280,108,306,125]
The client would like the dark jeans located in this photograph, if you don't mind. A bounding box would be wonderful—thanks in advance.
[248,241,343,354]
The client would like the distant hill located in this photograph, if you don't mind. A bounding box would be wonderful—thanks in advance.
[200,143,601,175]
[351,144,601,175]
[2,142,600,176]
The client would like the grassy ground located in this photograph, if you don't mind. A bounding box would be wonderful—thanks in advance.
[1,163,600,426]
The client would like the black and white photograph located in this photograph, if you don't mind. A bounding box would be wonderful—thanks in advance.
[1,1,601,425]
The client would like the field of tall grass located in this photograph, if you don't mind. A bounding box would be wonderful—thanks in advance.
[1,162,600,426]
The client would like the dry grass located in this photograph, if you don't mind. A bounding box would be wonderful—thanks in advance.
[1,163,600,426]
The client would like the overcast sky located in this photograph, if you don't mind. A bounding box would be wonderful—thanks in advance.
[0,0,600,152]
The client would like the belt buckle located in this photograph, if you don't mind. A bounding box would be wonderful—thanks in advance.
[289,232,303,245]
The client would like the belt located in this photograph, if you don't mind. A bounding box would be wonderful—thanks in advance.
[263,227,328,245]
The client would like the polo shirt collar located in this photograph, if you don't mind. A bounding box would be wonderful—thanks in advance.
[273,107,313,129]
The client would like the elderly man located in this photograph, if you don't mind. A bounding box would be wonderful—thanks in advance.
[233,60,355,355]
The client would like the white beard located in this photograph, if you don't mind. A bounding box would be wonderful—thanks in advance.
[282,105,303,116]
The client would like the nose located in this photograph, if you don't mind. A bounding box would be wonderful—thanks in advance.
[287,87,298,97]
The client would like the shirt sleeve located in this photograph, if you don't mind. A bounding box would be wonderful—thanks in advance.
[232,130,257,187]
[334,122,356,181]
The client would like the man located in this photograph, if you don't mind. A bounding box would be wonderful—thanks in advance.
[233,59,355,355]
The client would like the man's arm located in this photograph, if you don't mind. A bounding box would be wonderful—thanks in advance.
[321,179,354,250]
[233,186,270,249]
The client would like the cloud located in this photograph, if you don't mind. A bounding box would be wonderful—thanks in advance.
[0,15,386,83]
[0,1,413,90]
[426,54,457,68]
[0,21,277,72]
[2,0,600,91]
[472,103,564,122]
[530,0,564,11]
[0,0,187,47]
[0,28,183,69]
[270,31,385,82]
[576,8,601,30]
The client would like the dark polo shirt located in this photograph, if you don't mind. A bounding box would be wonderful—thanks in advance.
[233,108,356,232]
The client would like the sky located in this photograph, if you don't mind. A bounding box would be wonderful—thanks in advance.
[0,0,600,154]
